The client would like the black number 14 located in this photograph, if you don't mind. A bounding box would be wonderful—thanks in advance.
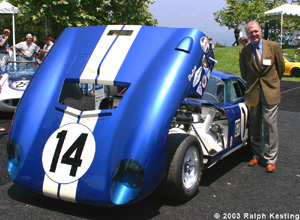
[50,130,88,177]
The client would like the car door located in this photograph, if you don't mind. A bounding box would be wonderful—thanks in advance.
[223,78,248,148]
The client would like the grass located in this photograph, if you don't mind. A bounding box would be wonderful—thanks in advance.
[213,46,300,82]
[214,46,241,75]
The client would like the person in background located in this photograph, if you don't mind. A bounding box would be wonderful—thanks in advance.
[208,36,215,53]
[1,46,14,68]
[232,25,241,46]
[32,35,38,45]
[240,37,248,47]
[264,22,269,40]
[202,36,215,68]
[15,33,39,61]
[0,29,10,70]
[239,20,285,173]
[32,35,42,64]
[80,83,94,97]
[8,46,14,61]
[294,36,300,59]
[40,36,54,59]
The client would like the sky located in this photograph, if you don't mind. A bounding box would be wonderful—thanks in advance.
[148,0,238,46]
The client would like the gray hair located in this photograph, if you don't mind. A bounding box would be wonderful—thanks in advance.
[246,20,261,34]
[26,33,33,39]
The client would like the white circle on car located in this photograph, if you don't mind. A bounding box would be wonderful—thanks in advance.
[42,123,96,184]
[10,80,30,90]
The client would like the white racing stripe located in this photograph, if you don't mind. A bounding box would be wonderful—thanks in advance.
[97,25,141,85]
[43,25,142,202]
[80,25,123,84]
[43,175,59,199]
[80,25,142,85]
[42,107,79,199]
[42,107,98,203]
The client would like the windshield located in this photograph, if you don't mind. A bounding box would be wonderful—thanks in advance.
[5,62,38,79]
[199,77,225,103]
[284,54,299,62]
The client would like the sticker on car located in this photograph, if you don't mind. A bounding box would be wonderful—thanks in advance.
[200,36,210,53]
[193,66,203,87]
[42,123,96,184]
[10,80,30,91]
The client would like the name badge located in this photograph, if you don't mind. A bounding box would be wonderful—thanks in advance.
[263,59,271,66]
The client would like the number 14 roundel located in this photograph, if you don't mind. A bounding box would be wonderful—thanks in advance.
[42,123,96,184]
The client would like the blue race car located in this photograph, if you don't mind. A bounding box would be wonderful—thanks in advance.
[7,25,247,206]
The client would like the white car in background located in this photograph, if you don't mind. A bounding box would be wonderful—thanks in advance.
[0,61,38,112]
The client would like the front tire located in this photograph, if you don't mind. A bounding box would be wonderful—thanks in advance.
[291,68,300,77]
[164,134,203,202]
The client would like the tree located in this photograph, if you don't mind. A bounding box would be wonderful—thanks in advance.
[97,0,158,25]
[214,0,287,29]
[213,0,300,44]
[6,0,157,47]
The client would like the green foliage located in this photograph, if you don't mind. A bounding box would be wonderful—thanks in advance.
[5,0,157,47]
[214,0,288,30]
[98,0,158,25]
[214,0,300,45]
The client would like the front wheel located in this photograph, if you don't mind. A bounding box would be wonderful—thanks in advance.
[291,68,300,77]
[164,134,203,202]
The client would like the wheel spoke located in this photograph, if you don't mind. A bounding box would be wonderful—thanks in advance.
[182,146,200,189]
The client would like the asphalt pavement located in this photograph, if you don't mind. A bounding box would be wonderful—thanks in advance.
[0,81,299,220]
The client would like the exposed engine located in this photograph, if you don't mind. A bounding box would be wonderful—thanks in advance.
[169,103,229,157]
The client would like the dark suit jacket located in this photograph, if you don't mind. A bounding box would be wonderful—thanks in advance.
[239,39,285,106]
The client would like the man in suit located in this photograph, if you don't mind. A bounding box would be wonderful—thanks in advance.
[239,20,285,173]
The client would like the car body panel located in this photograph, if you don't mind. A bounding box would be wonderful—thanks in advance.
[177,70,248,168]
[8,25,216,206]
[283,53,300,77]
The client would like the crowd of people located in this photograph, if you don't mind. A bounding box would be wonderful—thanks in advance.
[0,28,54,69]
[0,29,55,131]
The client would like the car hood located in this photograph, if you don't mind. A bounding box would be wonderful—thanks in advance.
[9,25,215,206]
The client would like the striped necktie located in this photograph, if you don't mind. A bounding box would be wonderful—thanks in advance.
[254,46,262,69]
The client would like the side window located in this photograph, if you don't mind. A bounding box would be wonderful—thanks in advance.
[228,79,244,103]
[237,80,245,97]
[198,77,225,103]
[216,83,225,103]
